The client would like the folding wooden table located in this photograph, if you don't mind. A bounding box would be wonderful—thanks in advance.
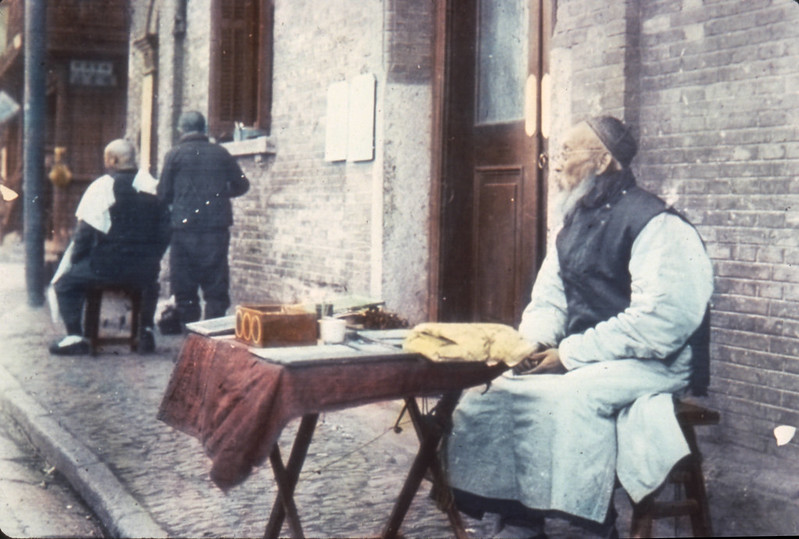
[158,331,506,538]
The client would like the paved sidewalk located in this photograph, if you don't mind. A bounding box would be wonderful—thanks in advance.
[2,253,799,537]
[0,407,104,538]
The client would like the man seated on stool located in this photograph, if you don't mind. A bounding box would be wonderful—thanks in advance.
[49,139,170,356]
[445,116,714,538]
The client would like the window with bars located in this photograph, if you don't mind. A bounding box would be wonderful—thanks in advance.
[209,0,273,141]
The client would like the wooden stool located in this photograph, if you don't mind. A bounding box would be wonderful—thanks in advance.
[83,285,143,355]
[629,399,720,538]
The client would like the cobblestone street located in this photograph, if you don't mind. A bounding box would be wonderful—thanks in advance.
[0,306,471,537]
[0,255,498,537]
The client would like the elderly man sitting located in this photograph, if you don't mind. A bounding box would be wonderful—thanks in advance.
[445,116,713,538]
[49,139,170,355]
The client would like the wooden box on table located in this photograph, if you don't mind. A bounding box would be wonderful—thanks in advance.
[235,304,318,347]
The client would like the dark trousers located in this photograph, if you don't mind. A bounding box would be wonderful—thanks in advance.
[169,229,231,324]
[54,258,159,336]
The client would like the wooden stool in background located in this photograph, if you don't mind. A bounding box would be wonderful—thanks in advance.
[84,285,143,355]
[629,399,720,538]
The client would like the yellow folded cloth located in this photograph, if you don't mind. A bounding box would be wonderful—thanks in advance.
[403,322,535,367]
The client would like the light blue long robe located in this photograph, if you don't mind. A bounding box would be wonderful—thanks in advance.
[446,212,714,523]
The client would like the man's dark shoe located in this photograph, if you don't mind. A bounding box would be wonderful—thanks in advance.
[139,326,156,354]
[157,305,182,335]
[49,335,91,356]
[491,514,547,539]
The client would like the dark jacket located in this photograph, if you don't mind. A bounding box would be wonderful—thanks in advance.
[157,132,250,230]
[72,170,171,282]
[556,168,710,395]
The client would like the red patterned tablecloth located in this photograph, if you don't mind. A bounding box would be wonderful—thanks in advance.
[158,333,505,490]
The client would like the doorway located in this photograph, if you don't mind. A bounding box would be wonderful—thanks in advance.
[434,0,552,325]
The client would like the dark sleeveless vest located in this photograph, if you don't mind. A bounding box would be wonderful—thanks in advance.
[556,169,710,395]
[90,171,166,281]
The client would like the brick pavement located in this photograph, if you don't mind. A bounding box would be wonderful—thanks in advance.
[2,254,799,537]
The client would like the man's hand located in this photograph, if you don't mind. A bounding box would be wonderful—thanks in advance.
[512,347,567,375]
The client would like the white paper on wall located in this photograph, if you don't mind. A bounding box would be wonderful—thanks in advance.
[347,73,376,162]
[324,81,349,162]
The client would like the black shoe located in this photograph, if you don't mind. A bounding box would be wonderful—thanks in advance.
[157,306,182,335]
[139,327,156,354]
[492,515,547,539]
[49,336,91,356]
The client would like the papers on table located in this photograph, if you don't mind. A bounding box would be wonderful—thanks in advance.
[248,342,408,366]
[186,319,413,365]
[354,328,410,346]
[185,315,236,336]
[248,328,411,366]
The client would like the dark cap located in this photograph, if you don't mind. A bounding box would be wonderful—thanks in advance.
[178,110,206,134]
[585,116,637,167]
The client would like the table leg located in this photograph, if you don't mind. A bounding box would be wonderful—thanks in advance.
[407,397,470,539]
[264,413,319,539]
[425,449,469,537]
[382,392,466,539]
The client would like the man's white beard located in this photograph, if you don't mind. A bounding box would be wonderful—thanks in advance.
[553,173,598,223]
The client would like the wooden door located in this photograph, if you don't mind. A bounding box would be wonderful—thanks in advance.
[435,0,551,325]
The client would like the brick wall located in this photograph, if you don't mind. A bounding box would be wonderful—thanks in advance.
[126,0,436,321]
[228,0,435,322]
[638,0,799,457]
[385,0,434,85]
[552,0,799,456]
[230,0,385,308]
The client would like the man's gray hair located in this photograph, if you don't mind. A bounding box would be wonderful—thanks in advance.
[104,139,136,171]
[178,110,206,134]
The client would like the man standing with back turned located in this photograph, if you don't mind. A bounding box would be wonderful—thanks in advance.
[445,116,714,538]
[158,111,250,326]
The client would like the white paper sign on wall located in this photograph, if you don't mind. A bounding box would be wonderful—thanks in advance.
[324,81,349,162]
[347,73,376,162]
